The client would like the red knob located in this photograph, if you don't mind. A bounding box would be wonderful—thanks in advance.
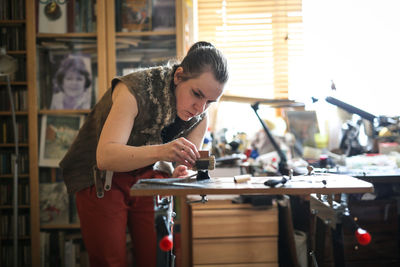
[159,234,173,251]
[355,228,371,245]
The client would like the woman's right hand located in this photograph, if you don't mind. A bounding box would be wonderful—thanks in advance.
[162,137,200,168]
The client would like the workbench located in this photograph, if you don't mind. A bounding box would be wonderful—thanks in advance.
[130,174,374,266]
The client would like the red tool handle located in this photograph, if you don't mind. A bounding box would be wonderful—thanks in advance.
[355,228,371,245]
[159,234,173,251]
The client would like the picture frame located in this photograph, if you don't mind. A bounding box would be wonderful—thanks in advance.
[48,53,93,110]
[121,0,152,32]
[39,182,69,225]
[38,1,67,34]
[285,110,320,148]
[39,114,84,167]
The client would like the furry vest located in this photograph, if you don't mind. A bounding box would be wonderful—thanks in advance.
[60,65,205,194]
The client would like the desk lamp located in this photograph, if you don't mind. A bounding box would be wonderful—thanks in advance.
[251,100,305,176]
[0,47,19,267]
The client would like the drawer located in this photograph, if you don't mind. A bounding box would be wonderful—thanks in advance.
[192,206,278,238]
[193,236,278,264]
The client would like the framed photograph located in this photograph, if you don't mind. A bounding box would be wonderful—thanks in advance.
[122,0,152,32]
[39,182,69,225]
[48,53,93,110]
[39,114,84,167]
[38,1,67,34]
[285,110,320,147]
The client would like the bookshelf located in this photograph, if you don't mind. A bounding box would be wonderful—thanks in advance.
[1,0,192,266]
[0,1,32,266]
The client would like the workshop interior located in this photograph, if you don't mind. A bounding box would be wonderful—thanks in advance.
[1,0,400,266]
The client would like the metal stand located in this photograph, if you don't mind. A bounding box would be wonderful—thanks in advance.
[6,74,19,267]
[309,193,370,267]
[251,102,289,175]
[1,47,19,267]
[154,196,176,267]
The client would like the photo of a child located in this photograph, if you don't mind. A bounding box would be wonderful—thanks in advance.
[50,54,93,110]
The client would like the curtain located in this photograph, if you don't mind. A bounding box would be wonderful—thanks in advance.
[197,0,303,100]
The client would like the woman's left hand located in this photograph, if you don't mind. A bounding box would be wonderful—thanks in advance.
[172,165,189,178]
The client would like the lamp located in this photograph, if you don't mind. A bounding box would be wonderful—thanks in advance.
[0,47,19,267]
[250,100,305,176]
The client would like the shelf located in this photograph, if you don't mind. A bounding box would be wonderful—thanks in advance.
[0,205,30,209]
[0,20,25,25]
[41,224,80,230]
[0,143,29,147]
[0,111,28,115]
[116,30,176,37]
[6,50,27,55]
[37,33,97,38]
[0,236,30,240]
[38,109,91,115]
[0,81,27,86]
[0,173,29,178]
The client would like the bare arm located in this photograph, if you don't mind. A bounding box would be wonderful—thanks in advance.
[96,82,201,172]
[186,115,208,150]
[172,114,208,177]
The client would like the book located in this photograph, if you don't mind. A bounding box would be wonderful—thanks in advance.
[121,0,152,32]
[39,182,69,225]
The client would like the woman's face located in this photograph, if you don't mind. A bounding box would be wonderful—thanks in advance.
[174,67,224,121]
[62,69,86,97]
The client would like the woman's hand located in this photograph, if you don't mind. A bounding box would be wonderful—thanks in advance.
[172,165,189,178]
[161,137,200,168]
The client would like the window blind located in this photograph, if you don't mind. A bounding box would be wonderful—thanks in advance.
[197,0,303,100]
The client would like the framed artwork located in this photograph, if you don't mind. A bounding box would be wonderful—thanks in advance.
[285,110,320,148]
[49,53,93,110]
[39,182,69,225]
[38,1,67,34]
[39,114,84,167]
[38,52,94,110]
[122,0,152,31]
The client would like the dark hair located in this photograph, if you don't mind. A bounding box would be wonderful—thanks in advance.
[178,41,228,84]
[53,56,92,92]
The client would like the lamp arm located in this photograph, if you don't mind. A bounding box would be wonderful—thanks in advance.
[251,102,289,175]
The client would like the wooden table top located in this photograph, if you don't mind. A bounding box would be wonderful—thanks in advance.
[130,173,374,196]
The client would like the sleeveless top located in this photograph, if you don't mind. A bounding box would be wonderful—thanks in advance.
[60,65,206,194]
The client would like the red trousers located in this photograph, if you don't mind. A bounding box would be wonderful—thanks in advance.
[76,168,169,267]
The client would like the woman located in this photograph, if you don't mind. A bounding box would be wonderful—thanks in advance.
[50,55,92,110]
[60,41,228,266]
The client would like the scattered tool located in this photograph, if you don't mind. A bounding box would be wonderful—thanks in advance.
[264,176,288,187]
[234,174,251,183]
[264,169,293,187]
[139,179,206,188]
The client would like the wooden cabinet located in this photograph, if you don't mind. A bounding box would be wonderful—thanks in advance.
[0,0,191,265]
[190,199,279,266]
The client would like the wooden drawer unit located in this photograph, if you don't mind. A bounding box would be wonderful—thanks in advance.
[190,199,278,266]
